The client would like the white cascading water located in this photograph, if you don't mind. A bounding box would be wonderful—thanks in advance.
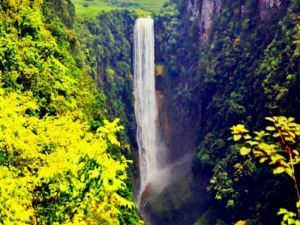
[134,17,161,206]
[134,18,195,218]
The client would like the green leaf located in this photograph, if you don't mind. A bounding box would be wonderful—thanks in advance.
[234,134,242,141]
[278,208,288,215]
[240,147,251,156]
[285,136,296,143]
[273,167,285,174]
[80,174,85,182]
[266,117,275,122]
[270,154,285,163]
[285,168,294,178]
[259,157,268,163]
[244,134,252,140]
[288,218,295,224]
[288,117,295,122]
[266,126,276,131]
[296,200,300,209]
[215,194,222,200]
[284,214,289,221]
[226,199,235,208]
[247,140,258,146]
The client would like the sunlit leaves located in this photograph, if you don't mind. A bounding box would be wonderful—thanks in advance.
[231,117,300,179]
[234,221,247,225]
[240,147,251,156]
[266,126,276,131]
[0,0,102,118]
[231,124,249,141]
[231,116,300,223]
[273,167,285,174]
[0,89,138,224]
[278,208,300,225]
[231,124,249,134]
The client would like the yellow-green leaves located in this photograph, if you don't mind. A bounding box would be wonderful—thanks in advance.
[231,116,300,178]
[273,167,285,174]
[265,116,300,143]
[231,124,249,134]
[232,116,300,224]
[231,124,249,141]
[0,89,138,224]
[240,147,251,156]
[278,208,300,225]
[234,220,247,225]
[233,134,242,141]
[0,0,103,118]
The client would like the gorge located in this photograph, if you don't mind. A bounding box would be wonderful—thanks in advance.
[72,1,300,224]
[0,0,300,224]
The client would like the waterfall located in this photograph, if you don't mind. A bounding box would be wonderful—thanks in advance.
[133,18,198,224]
[134,17,161,206]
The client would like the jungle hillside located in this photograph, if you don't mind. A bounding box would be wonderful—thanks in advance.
[0,0,300,225]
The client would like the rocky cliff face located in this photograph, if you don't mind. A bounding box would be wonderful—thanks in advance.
[187,0,200,20]
[186,0,282,42]
[262,0,281,7]
[186,0,221,42]
[200,0,221,42]
[259,0,282,19]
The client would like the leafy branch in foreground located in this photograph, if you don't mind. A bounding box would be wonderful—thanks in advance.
[231,116,300,224]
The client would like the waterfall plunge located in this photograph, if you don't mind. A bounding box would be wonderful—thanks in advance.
[134,19,200,224]
[134,17,168,207]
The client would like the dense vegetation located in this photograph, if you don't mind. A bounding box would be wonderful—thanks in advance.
[1,0,300,224]
[75,10,137,146]
[155,0,300,224]
[72,0,166,18]
[231,116,300,224]
[0,0,141,224]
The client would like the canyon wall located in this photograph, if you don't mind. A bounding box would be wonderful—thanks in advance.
[186,0,283,42]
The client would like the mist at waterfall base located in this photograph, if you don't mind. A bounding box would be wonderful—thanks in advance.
[133,18,208,225]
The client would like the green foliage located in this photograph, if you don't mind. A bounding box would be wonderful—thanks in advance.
[42,0,75,28]
[156,0,196,79]
[155,0,200,135]
[159,0,300,224]
[0,89,141,224]
[278,208,300,225]
[75,10,137,145]
[232,116,300,224]
[0,1,141,224]
[208,145,257,213]
[294,24,300,56]
[71,0,165,18]
[232,116,300,180]
[0,0,105,119]
[258,0,300,114]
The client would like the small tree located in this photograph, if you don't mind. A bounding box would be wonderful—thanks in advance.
[231,116,300,224]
